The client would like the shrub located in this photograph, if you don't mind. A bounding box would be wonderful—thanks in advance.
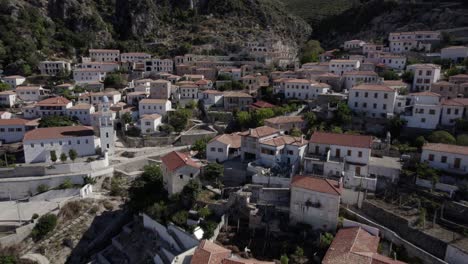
[59,179,73,189]
[427,130,456,144]
[37,184,49,194]
[31,213,39,220]
[31,214,57,241]
[50,150,57,162]
[60,153,67,162]
[68,149,78,162]
[201,220,217,239]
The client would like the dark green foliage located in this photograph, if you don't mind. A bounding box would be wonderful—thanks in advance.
[104,73,126,88]
[0,83,10,91]
[204,163,224,181]
[379,70,399,80]
[401,71,414,83]
[59,179,73,189]
[171,210,188,226]
[68,149,78,162]
[168,108,192,132]
[37,184,49,194]
[121,112,133,124]
[191,137,211,158]
[427,130,456,144]
[60,153,67,162]
[456,134,468,146]
[31,214,57,241]
[50,150,57,162]
[38,116,77,128]
[128,164,167,211]
[333,102,352,125]
[387,117,407,138]
[300,40,324,64]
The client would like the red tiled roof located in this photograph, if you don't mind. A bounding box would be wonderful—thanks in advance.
[441,98,468,106]
[239,126,279,138]
[250,101,275,109]
[141,114,161,120]
[264,115,304,125]
[89,49,119,53]
[323,227,405,264]
[23,126,94,141]
[139,98,169,104]
[260,135,307,147]
[209,133,241,148]
[191,240,231,264]
[0,118,29,126]
[291,175,342,196]
[351,84,394,92]
[161,151,201,172]
[409,91,441,97]
[0,90,15,95]
[310,132,373,149]
[423,143,468,156]
[70,103,93,110]
[36,97,71,106]
[343,71,378,76]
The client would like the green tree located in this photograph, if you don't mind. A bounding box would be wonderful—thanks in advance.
[456,134,468,146]
[290,246,307,264]
[379,70,399,80]
[68,149,78,162]
[110,176,126,197]
[180,180,201,208]
[104,73,125,88]
[171,210,188,226]
[401,71,414,83]
[38,115,77,128]
[201,220,217,239]
[191,137,210,158]
[128,164,167,211]
[334,102,352,125]
[387,116,407,138]
[121,112,133,125]
[251,108,275,127]
[300,40,324,64]
[280,255,289,264]
[204,162,224,182]
[320,232,334,249]
[168,108,192,132]
[0,82,10,92]
[427,130,456,144]
[198,207,211,219]
[236,111,251,129]
[414,136,426,149]
[290,127,302,137]
[330,126,343,133]
[146,201,168,224]
[445,67,462,78]
[303,112,316,129]
[50,150,57,162]
[31,214,57,241]
[60,153,67,162]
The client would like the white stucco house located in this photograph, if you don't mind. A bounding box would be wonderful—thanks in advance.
[139,114,162,134]
[343,71,381,91]
[441,46,468,62]
[23,126,98,163]
[329,60,360,76]
[421,143,468,175]
[343,40,366,50]
[3,75,26,88]
[407,64,441,92]
[89,49,120,62]
[66,103,95,126]
[289,175,342,231]
[440,98,468,127]
[0,118,37,143]
[379,54,407,70]
[402,92,442,129]
[161,151,201,195]
[240,126,282,161]
[15,86,49,102]
[389,31,440,53]
[73,69,106,84]
[206,133,241,162]
[0,91,16,107]
[281,79,330,100]
[38,61,71,75]
[348,84,397,118]
[138,98,172,116]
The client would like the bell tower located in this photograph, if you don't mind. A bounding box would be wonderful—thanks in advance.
[98,96,115,156]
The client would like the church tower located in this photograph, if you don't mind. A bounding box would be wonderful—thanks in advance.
[98,96,115,156]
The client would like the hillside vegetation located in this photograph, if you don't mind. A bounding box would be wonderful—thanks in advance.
[0,0,311,75]
[281,0,359,24]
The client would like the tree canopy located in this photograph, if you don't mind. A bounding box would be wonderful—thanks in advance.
[38,115,78,128]
[427,130,456,144]
[129,164,167,211]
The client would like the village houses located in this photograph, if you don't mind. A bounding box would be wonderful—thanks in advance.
[138,98,172,116]
[206,133,242,163]
[329,59,361,76]
[160,151,201,195]
[3,75,26,88]
[407,64,441,92]
[38,61,71,76]
[347,84,397,118]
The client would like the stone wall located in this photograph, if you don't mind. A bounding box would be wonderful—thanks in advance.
[121,135,176,148]
[442,201,468,226]
[361,200,448,259]
[343,207,447,264]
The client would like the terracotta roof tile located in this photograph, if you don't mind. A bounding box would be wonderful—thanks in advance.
[161,151,201,172]
[239,126,279,138]
[209,133,241,148]
[0,118,29,126]
[409,91,441,97]
[310,132,373,148]
[191,240,232,264]
[250,101,276,109]
[323,227,405,264]
[23,126,94,141]
[291,175,342,196]
[36,97,71,106]
[260,135,307,147]
[423,143,468,156]
[351,84,394,92]
[140,98,169,104]
[441,98,468,106]
[141,114,161,120]
[264,115,304,125]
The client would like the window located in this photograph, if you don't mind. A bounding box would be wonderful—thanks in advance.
[374,93,378,98]
[447,108,452,114]
[355,92,359,97]
[106,132,109,138]
[441,156,447,163]
[429,109,435,115]
[421,118,426,123]
[218,148,223,153]
[77,140,80,144]
[365,92,368,98]
[210,147,215,151]
[16,128,22,131]
[358,151,362,157]
[347,150,352,156]
[354,102,358,107]
[428,154,434,161]
[384,93,388,99]
[41,142,44,147]
[383,104,387,110]
[59,141,62,145]
[31,144,34,148]
[179,175,183,179]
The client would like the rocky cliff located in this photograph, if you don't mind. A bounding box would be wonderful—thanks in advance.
[0,0,311,74]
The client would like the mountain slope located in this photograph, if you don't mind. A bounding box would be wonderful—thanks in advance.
[0,0,311,75]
